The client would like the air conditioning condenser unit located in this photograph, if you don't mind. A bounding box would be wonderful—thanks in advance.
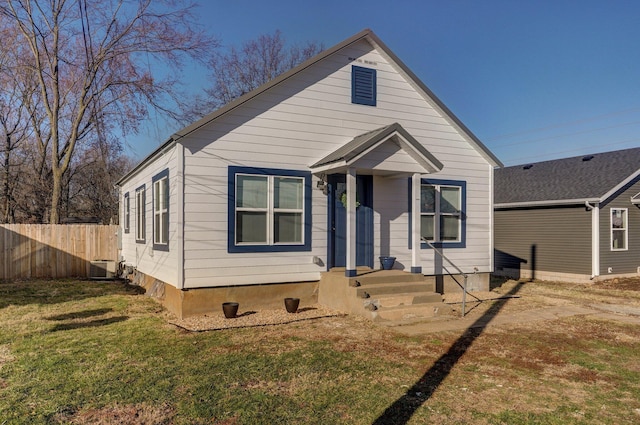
[90,260,117,279]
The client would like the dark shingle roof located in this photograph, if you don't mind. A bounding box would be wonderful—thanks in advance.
[494,147,640,205]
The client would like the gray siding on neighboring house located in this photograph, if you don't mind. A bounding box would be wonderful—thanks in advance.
[599,178,640,275]
[495,206,591,276]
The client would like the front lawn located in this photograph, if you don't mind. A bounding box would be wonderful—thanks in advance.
[0,278,639,424]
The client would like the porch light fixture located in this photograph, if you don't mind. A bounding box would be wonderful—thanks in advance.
[316,174,328,195]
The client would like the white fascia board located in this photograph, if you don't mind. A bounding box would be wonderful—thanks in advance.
[116,137,175,186]
[310,161,348,175]
[600,169,640,203]
[495,198,600,209]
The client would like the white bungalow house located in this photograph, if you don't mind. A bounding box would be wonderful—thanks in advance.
[116,29,502,318]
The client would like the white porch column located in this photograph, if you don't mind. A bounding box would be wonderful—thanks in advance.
[345,167,357,277]
[411,173,422,273]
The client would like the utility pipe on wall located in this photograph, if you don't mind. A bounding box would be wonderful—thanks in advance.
[585,201,600,279]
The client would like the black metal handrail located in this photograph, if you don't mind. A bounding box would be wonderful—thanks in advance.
[424,239,481,316]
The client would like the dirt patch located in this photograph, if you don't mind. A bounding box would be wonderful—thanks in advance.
[594,277,640,291]
[51,403,175,425]
[0,344,13,370]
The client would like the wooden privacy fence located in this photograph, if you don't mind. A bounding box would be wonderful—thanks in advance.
[0,224,119,280]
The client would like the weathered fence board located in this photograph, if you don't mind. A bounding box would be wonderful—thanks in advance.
[0,224,119,280]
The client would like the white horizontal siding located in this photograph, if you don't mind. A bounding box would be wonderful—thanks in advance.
[170,39,495,287]
[119,144,180,287]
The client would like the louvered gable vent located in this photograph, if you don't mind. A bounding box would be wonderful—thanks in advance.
[352,65,376,106]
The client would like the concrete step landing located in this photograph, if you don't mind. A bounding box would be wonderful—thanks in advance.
[318,268,453,324]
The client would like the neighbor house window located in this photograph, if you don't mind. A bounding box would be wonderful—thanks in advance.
[152,170,169,250]
[611,208,627,251]
[228,166,312,253]
[352,65,376,106]
[123,192,130,234]
[415,178,466,248]
[135,185,146,243]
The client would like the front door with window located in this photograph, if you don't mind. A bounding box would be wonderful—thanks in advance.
[327,174,374,268]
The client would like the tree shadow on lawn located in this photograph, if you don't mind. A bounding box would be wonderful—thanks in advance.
[0,279,145,309]
[46,308,114,321]
[372,282,525,425]
[49,316,129,332]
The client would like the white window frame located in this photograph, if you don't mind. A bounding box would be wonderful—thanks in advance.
[123,193,130,233]
[421,183,462,243]
[235,173,305,246]
[153,176,168,246]
[610,208,628,251]
[135,186,145,242]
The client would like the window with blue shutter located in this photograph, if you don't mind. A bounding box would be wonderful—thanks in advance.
[352,65,376,106]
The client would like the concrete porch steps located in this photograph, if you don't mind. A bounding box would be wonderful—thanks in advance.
[356,282,437,298]
[370,303,452,322]
[372,291,444,307]
[318,268,454,324]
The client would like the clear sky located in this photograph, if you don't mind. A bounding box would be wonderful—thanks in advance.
[129,0,640,167]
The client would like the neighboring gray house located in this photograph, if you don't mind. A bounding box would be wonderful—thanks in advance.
[116,29,502,318]
[494,147,640,282]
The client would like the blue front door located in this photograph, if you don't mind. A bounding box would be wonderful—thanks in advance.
[327,174,374,269]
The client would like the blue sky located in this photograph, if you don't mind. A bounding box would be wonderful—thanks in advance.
[130,0,640,167]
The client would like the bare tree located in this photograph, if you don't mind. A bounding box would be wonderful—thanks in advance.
[0,0,214,223]
[183,30,323,121]
[64,138,134,223]
[0,16,35,222]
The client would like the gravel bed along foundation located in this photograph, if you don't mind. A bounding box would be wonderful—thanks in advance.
[169,304,345,331]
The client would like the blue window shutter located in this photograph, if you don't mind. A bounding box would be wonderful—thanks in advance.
[352,66,376,106]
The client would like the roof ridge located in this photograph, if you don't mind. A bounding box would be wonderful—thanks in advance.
[501,146,640,170]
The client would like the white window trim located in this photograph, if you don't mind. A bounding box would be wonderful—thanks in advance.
[123,193,130,233]
[610,207,628,251]
[235,173,305,246]
[135,187,145,242]
[154,177,168,246]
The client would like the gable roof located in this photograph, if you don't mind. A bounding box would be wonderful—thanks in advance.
[310,122,443,174]
[494,147,640,207]
[117,29,501,186]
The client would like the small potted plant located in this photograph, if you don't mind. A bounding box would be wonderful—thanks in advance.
[379,256,396,270]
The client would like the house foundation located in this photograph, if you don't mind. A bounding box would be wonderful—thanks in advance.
[130,270,319,319]
[128,268,488,319]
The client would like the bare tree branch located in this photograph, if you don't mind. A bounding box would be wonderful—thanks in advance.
[0,0,216,222]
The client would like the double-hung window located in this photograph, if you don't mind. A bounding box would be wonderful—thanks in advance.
[135,185,146,243]
[152,170,169,250]
[418,179,466,247]
[229,166,311,252]
[123,193,130,233]
[611,208,627,251]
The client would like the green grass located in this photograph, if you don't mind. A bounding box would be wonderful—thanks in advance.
[1,279,640,424]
